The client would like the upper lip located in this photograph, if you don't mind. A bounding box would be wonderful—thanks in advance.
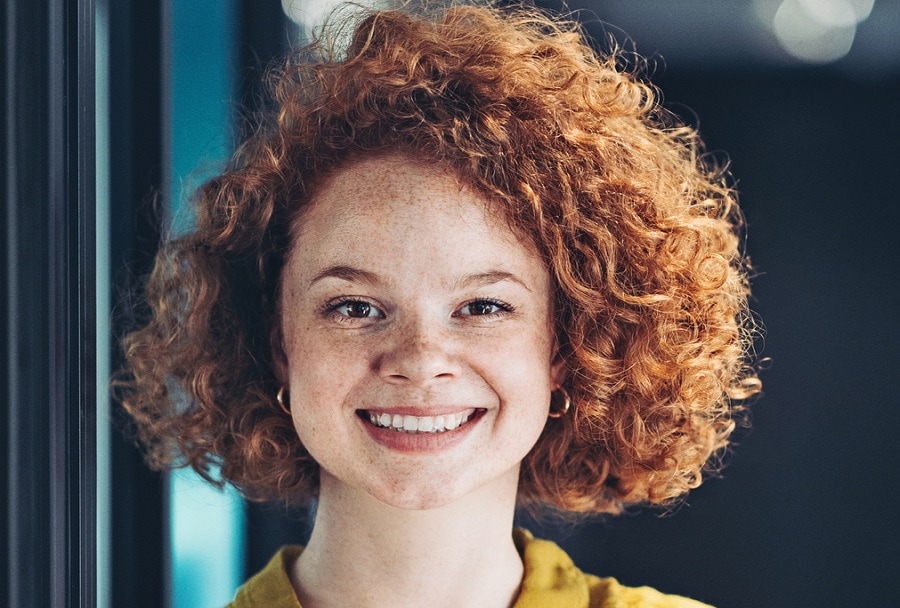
[358,406,483,417]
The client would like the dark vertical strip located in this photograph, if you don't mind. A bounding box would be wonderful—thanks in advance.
[4,0,95,606]
[72,2,97,605]
[6,1,53,603]
[106,0,167,605]
[236,0,298,127]
[106,0,167,606]
[235,0,312,579]
[0,0,10,602]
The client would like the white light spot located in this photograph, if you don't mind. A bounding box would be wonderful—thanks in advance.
[282,0,339,28]
[282,0,390,29]
[797,0,873,27]
[773,0,857,63]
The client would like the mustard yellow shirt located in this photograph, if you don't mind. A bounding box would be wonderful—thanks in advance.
[226,530,713,608]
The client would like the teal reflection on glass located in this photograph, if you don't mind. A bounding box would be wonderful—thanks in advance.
[169,1,244,606]
[96,2,112,606]
[170,0,237,234]
[170,468,246,607]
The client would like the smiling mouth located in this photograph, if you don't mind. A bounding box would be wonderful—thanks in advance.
[360,409,483,434]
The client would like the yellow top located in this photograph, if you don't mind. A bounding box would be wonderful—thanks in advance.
[226,530,713,608]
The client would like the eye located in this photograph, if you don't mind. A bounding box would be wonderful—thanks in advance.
[326,299,384,320]
[456,299,514,317]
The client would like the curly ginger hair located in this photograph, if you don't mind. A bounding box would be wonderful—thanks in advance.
[119,2,761,514]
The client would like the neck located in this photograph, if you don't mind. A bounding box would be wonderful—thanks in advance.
[290,471,524,608]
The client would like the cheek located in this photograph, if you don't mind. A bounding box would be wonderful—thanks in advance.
[283,328,371,418]
[285,343,356,464]
[285,316,347,376]
[283,326,330,400]
[474,327,555,404]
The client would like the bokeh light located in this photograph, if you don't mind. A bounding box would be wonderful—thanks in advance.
[764,0,875,64]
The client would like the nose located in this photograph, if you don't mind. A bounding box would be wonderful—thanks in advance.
[376,320,461,385]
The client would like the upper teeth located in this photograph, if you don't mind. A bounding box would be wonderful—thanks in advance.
[368,411,474,433]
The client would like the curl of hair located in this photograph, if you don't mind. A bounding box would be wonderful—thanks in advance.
[117,2,761,513]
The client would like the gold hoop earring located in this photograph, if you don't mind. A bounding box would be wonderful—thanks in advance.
[276,385,291,416]
[548,387,571,419]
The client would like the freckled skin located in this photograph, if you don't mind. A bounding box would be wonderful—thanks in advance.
[279,154,564,511]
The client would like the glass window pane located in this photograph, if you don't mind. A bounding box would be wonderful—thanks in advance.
[168,2,245,606]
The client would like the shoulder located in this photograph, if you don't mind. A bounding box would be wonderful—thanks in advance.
[585,574,714,608]
[225,546,303,608]
[515,530,714,608]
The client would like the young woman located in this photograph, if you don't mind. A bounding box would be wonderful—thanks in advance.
[119,4,761,607]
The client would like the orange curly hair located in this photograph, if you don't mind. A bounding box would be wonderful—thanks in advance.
[119,2,760,514]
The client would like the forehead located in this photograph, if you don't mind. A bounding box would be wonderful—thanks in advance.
[284,155,548,287]
[293,156,523,248]
[314,154,476,211]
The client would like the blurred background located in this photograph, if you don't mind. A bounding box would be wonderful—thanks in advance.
[4,0,899,607]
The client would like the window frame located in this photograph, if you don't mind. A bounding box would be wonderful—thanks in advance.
[4,0,97,606]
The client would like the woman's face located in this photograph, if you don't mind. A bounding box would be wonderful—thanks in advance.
[279,155,563,510]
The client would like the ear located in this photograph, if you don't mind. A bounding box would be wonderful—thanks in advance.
[550,355,569,387]
[273,352,289,386]
[549,350,568,388]
[269,320,290,385]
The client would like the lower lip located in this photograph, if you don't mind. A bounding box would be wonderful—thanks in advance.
[359,410,485,453]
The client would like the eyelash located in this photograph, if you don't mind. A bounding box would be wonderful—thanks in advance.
[454,298,515,318]
[319,297,515,322]
[321,298,383,322]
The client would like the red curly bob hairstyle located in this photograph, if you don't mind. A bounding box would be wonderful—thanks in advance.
[119,2,761,514]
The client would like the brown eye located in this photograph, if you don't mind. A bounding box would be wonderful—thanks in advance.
[468,301,496,315]
[324,298,384,322]
[339,301,375,318]
[457,299,512,317]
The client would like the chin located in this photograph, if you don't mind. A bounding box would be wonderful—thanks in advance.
[364,467,519,513]
[368,483,464,512]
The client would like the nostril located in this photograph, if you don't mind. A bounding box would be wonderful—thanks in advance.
[376,338,460,384]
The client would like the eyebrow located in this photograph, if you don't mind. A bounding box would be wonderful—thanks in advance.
[307,265,381,288]
[307,266,531,292]
[454,270,532,292]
